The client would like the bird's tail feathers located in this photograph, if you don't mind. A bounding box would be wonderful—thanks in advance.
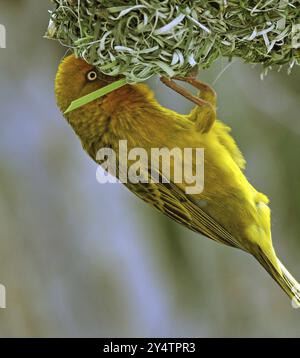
[255,250,300,307]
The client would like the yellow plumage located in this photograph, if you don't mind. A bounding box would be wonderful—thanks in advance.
[55,54,300,305]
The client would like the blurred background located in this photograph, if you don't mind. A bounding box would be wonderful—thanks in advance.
[0,0,299,337]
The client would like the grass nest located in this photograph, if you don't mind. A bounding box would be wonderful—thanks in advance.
[47,0,300,82]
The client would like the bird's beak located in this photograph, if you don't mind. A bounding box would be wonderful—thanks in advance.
[64,78,128,114]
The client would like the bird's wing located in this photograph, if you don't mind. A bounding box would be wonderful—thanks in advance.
[213,121,246,170]
[125,169,240,249]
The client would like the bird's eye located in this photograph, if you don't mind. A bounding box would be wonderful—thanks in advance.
[86,70,98,82]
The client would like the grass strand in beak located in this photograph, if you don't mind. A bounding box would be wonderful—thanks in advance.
[64,78,128,114]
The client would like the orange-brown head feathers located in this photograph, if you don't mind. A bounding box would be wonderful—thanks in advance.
[54,54,157,155]
[55,54,115,114]
[55,55,120,153]
[55,54,156,117]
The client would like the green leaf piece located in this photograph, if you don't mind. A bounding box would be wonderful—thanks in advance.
[64,78,127,114]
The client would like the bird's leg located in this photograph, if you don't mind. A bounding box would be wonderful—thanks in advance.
[173,76,217,107]
[160,76,216,133]
[160,77,211,109]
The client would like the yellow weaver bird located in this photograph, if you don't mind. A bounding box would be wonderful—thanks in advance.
[55,54,300,305]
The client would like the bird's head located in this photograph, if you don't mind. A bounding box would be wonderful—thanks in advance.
[55,54,125,115]
[55,54,157,151]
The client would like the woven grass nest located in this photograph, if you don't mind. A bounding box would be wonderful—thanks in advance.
[47,0,300,82]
